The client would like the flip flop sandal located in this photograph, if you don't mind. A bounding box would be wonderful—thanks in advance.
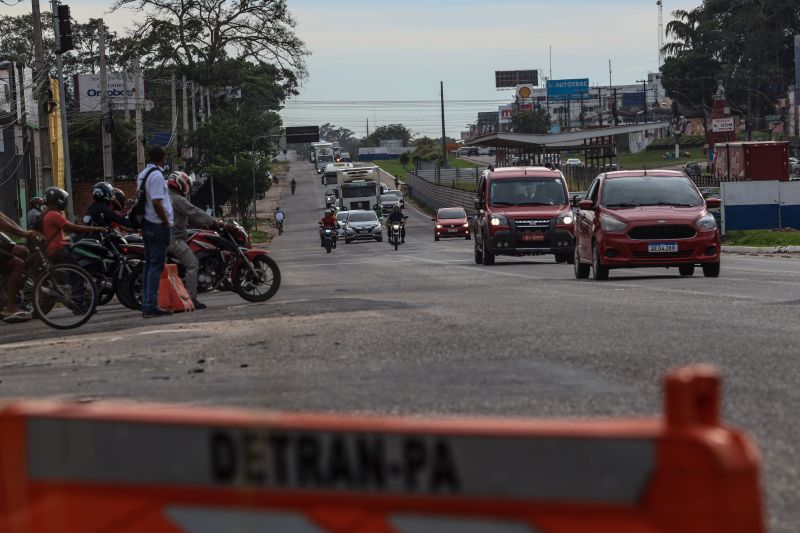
[2,310,33,323]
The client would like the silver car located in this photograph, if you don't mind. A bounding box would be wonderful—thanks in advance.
[344,210,383,243]
[380,194,401,215]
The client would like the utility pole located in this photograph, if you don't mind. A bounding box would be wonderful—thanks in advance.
[637,79,648,123]
[366,118,369,140]
[52,0,74,218]
[181,75,189,159]
[206,88,211,118]
[31,0,53,193]
[190,81,197,131]
[170,72,177,151]
[612,88,619,126]
[440,81,448,168]
[608,59,612,87]
[122,71,130,121]
[98,19,114,182]
[549,46,552,80]
[133,57,145,172]
[597,88,604,127]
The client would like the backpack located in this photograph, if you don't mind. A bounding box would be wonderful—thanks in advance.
[127,166,161,230]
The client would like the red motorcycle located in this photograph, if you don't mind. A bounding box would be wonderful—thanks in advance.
[122,221,280,308]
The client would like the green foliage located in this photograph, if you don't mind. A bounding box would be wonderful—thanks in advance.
[320,124,358,151]
[646,135,705,150]
[367,124,413,147]
[69,118,139,181]
[660,1,800,119]
[410,137,440,162]
[399,152,410,169]
[512,110,548,134]
[723,229,800,247]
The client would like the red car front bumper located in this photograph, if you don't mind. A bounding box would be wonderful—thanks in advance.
[597,230,720,267]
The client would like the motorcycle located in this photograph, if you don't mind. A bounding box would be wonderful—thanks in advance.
[388,223,403,250]
[125,221,281,305]
[70,231,142,307]
[320,225,336,254]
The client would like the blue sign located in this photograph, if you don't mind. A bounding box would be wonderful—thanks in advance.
[622,92,645,108]
[547,78,590,101]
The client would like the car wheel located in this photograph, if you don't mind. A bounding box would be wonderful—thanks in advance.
[465,234,471,240]
[554,253,568,264]
[482,239,495,266]
[345,238,351,244]
[574,245,590,279]
[592,244,609,281]
[702,262,721,278]
[679,265,695,277]
[474,238,483,264]
[376,236,383,242]
[435,236,440,241]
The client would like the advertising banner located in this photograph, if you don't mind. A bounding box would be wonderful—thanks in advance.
[74,74,144,112]
[23,67,38,129]
[547,79,589,101]
[711,117,735,133]
[498,105,513,124]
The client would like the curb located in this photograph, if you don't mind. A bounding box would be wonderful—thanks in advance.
[722,245,800,255]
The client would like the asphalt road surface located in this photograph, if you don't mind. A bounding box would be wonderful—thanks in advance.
[2,161,799,531]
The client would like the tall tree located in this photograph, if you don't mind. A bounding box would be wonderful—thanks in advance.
[512,111,548,134]
[110,0,309,87]
[367,124,413,147]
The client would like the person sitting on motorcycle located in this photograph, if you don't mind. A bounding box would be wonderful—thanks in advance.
[111,187,126,213]
[319,209,337,246]
[27,197,44,231]
[274,206,285,227]
[0,212,39,323]
[386,205,406,243]
[84,182,131,234]
[166,171,220,311]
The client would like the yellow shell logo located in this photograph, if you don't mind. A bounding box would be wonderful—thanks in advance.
[518,86,532,99]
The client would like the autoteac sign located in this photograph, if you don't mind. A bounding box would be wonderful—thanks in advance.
[547,78,590,101]
[74,74,145,112]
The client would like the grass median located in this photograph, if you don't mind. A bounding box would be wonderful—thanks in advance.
[723,229,800,247]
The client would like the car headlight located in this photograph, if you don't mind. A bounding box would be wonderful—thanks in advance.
[462,223,469,228]
[696,213,717,230]
[436,224,443,229]
[490,214,509,227]
[600,214,627,232]
[557,213,573,225]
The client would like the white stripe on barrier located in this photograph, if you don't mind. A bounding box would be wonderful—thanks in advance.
[165,507,322,533]
[391,514,538,533]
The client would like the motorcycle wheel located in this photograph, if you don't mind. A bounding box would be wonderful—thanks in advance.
[394,236,399,251]
[232,254,281,302]
[115,263,140,310]
[123,262,145,310]
[326,240,332,253]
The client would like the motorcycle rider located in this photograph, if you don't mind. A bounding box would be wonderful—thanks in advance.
[0,212,38,323]
[290,178,296,195]
[27,197,44,231]
[84,182,131,233]
[319,209,336,246]
[386,205,406,243]
[111,188,126,213]
[166,171,219,311]
[274,206,285,230]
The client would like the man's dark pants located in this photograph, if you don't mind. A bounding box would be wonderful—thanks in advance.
[142,220,171,312]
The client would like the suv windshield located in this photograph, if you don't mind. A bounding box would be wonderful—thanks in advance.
[439,208,466,219]
[348,212,377,223]
[336,211,349,222]
[602,176,704,207]
[489,178,566,207]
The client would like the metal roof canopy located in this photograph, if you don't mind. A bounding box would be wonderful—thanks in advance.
[470,122,670,151]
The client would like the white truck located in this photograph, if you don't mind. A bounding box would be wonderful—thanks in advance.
[338,166,381,213]
[314,142,335,174]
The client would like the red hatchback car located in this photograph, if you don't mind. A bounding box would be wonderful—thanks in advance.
[574,170,721,280]
[433,207,470,240]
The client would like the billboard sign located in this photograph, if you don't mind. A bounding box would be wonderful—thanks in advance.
[285,126,320,144]
[516,84,535,100]
[477,111,499,126]
[74,74,144,112]
[711,117,735,133]
[495,70,538,89]
[498,105,513,124]
[547,78,589,101]
[622,92,645,108]
[23,67,38,128]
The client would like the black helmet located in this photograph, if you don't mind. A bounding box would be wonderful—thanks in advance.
[392,205,401,213]
[92,181,114,201]
[111,187,126,209]
[29,197,43,209]
[44,187,69,210]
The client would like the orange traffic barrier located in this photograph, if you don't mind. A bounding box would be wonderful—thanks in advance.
[157,263,195,313]
[0,365,763,533]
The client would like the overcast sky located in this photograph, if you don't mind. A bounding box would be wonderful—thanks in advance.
[5,0,701,137]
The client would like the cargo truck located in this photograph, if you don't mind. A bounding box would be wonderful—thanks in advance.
[713,141,789,182]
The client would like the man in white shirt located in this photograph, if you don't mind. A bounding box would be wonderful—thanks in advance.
[136,145,174,318]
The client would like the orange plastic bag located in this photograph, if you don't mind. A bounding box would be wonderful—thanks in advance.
[157,263,195,312]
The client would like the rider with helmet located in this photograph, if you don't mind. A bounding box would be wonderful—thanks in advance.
[27,197,44,230]
[319,209,337,246]
[111,187,126,212]
[84,182,130,232]
[386,205,407,243]
[274,206,285,228]
[166,171,219,310]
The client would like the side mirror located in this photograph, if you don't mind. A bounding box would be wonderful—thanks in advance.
[706,197,721,208]
[473,198,482,210]
[431,217,437,222]
[570,194,582,207]
[577,200,595,210]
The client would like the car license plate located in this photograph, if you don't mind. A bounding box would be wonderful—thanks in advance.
[448,229,458,233]
[522,233,545,242]
[648,242,679,253]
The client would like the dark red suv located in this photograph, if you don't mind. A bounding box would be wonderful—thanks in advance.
[473,167,575,265]
[573,170,721,280]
